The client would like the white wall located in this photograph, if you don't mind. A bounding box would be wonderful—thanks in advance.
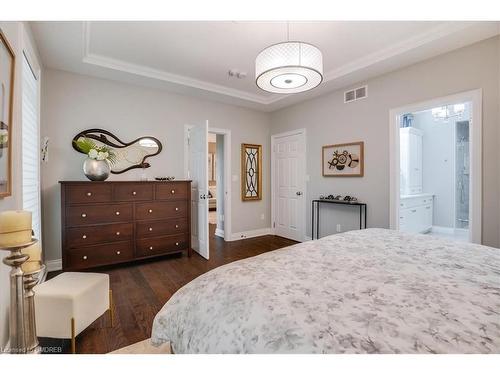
[41,68,272,262]
[271,36,500,248]
[0,21,41,350]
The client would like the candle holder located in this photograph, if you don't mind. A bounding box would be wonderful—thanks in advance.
[23,263,45,354]
[1,238,37,354]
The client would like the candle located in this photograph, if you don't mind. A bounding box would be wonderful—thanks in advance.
[0,210,32,247]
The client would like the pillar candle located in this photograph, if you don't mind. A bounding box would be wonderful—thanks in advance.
[0,210,32,247]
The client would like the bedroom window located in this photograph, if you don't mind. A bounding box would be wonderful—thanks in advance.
[22,51,41,240]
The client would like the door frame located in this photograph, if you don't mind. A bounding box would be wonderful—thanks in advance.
[184,125,232,242]
[271,128,307,242]
[389,89,482,244]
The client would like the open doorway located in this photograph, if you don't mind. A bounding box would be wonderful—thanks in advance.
[389,90,482,244]
[207,132,225,240]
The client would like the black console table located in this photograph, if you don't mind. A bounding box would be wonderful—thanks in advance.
[311,199,367,240]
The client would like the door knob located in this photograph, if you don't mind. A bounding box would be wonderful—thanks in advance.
[296,191,303,196]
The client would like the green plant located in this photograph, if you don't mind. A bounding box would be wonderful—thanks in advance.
[73,137,117,165]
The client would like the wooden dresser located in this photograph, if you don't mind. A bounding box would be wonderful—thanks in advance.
[60,181,191,270]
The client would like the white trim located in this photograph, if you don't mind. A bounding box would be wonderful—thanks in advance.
[431,226,456,235]
[389,89,482,244]
[214,228,225,238]
[230,228,272,241]
[271,128,307,242]
[45,259,62,272]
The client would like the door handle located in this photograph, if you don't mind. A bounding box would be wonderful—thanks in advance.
[200,194,206,199]
[296,191,303,196]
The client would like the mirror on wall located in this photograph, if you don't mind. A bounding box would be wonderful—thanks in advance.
[0,31,15,198]
[72,129,162,174]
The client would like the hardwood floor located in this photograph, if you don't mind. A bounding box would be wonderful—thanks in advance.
[45,225,297,354]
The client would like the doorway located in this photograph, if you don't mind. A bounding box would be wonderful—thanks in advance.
[271,129,307,242]
[389,90,482,244]
[184,124,232,260]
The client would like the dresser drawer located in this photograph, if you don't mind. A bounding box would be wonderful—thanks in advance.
[135,201,188,220]
[66,184,112,204]
[136,218,188,239]
[136,234,188,257]
[66,203,133,227]
[113,183,153,202]
[67,223,133,247]
[155,183,189,201]
[66,241,133,269]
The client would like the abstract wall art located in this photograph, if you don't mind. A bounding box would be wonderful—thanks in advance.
[322,141,364,177]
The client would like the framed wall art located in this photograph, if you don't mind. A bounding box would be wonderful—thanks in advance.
[241,143,262,201]
[322,141,364,177]
[0,29,15,198]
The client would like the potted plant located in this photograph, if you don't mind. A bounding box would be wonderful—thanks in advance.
[73,138,117,181]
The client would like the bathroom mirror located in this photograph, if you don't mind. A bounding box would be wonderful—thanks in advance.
[72,129,162,174]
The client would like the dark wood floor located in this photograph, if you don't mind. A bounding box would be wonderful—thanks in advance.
[46,225,297,354]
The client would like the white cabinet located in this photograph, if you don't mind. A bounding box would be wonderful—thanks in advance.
[400,127,423,195]
[399,195,433,234]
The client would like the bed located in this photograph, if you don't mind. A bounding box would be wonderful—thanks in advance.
[151,228,500,353]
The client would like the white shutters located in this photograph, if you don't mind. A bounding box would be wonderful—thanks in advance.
[22,53,41,240]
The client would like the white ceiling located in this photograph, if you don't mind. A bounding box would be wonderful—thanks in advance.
[31,21,500,112]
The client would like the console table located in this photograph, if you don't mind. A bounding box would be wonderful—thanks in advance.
[311,199,367,240]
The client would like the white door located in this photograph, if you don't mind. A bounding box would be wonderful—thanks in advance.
[272,131,306,241]
[188,121,209,259]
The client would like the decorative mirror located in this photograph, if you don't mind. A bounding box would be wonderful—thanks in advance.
[72,129,162,174]
[0,30,15,198]
[241,143,262,201]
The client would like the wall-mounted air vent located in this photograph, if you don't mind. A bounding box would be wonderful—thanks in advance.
[344,85,368,103]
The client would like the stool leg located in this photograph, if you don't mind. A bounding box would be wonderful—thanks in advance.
[109,289,114,328]
[71,318,76,354]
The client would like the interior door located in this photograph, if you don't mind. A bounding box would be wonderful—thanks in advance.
[188,121,209,259]
[273,132,306,241]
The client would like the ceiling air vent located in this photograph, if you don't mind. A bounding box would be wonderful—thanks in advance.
[344,85,368,103]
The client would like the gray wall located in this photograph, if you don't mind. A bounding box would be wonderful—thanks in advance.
[41,69,272,262]
[271,36,500,248]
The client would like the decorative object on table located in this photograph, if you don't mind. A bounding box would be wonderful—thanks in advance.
[72,128,162,174]
[0,29,15,198]
[34,272,113,354]
[322,141,364,177]
[154,176,175,181]
[73,137,117,181]
[0,210,43,354]
[241,143,262,201]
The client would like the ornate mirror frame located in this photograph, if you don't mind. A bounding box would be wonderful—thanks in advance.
[241,143,262,201]
[72,128,162,174]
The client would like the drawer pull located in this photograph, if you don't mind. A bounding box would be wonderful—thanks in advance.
[171,189,175,194]
[175,242,179,246]
[81,213,87,218]
[148,209,153,213]
[175,207,179,211]
[175,224,179,229]
[411,209,417,213]
[425,206,431,210]
[116,251,121,255]
[149,246,153,250]
[149,227,153,232]
[116,232,120,236]
[82,234,87,239]
[82,255,87,260]
[132,191,137,196]
[115,211,120,216]
[86,192,92,197]
[400,203,403,207]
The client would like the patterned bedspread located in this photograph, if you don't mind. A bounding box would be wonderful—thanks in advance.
[151,229,500,353]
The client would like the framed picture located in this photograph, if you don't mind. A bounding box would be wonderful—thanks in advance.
[322,141,364,177]
[241,143,262,201]
[0,29,15,198]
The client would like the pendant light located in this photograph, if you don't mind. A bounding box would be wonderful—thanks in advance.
[255,22,323,94]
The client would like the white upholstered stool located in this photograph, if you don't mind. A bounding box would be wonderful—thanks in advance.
[34,272,113,353]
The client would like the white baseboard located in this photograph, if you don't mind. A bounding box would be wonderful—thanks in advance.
[214,228,225,238]
[304,236,312,241]
[230,227,272,241]
[45,259,62,272]
[431,226,455,234]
